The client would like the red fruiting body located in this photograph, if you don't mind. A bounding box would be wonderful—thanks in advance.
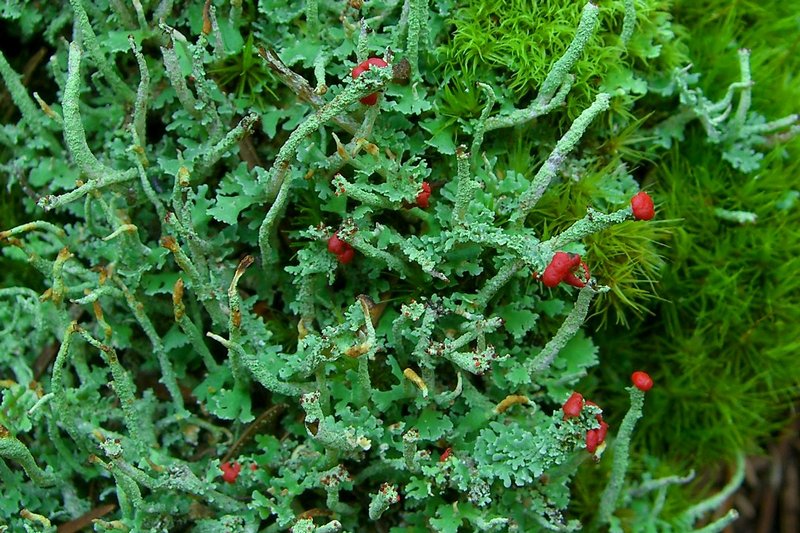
[562,392,584,418]
[439,447,453,462]
[583,398,610,454]
[220,461,242,483]
[562,273,584,288]
[552,252,578,271]
[359,93,379,106]
[631,191,655,221]
[351,57,388,105]
[337,246,355,264]
[542,252,573,287]
[563,261,591,288]
[543,252,587,288]
[631,371,654,391]
[416,181,432,208]
[250,463,258,471]
[585,429,600,453]
[328,233,355,264]
[351,57,387,79]
[359,92,379,106]
[597,421,609,443]
[567,253,581,269]
[586,421,610,454]
[327,234,346,255]
[541,267,563,288]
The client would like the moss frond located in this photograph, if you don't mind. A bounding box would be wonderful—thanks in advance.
[437,0,688,121]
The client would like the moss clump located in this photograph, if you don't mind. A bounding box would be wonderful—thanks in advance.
[438,0,688,120]
[588,0,800,466]
[608,141,800,463]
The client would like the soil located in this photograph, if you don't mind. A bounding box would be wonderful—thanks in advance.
[730,419,800,533]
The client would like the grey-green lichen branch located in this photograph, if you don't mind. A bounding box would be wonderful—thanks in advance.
[90,454,142,520]
[452,146,479,227]
[160,35,201,119]
[226,255,254,389]
[691,510,740,533]
[545,206,632,250]
[513,92,611,224]
[258,65,392,269]
[0,426,58,487]
[69,0,135,101]
[526,286,599,375]
[300,391,372,452]
[332,174,395,210]
[484,2,599,132]
[678,452,745,527]
[263,64,392,198]
[37,171,137,211]
[427,315,505,375]
[113,275,186,413]
[471,83,496,158]
[74,325,156,450]
[207,332,309,397]
[472,258,526,308]
[538,2,599,105]
[97,439,243,513]
[128,35,150,149]
[197,113,259,174]
[0,49,50,133]
[62,42,135,184]
[595,386,646,527]
[406,0,428,78]
[652,48,798,171]
[160,235,226,326]
[172,278,218,372]
[620,0,636,47]
[369,483,400,520]
[258,47,360,135]
[0,221,67,242]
